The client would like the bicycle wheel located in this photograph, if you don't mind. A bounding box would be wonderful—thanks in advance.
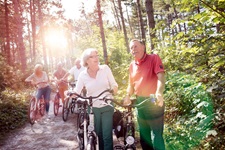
[71,102,75,113]
[77,112,85,129]
[62,97,70,121]
[39,98,45,116]
[54,93,60,116]
[77,128,84,150]
[28,97,36,125]
[124,124,136,150]
[87,136,96,150]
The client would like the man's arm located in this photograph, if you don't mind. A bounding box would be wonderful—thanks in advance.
[155,72,165,107]
[123,83,134,105]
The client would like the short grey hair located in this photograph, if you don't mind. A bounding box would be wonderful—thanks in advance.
[82,48,98,67]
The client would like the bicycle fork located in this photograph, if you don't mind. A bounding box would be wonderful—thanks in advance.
[124,111,136,149]
[86,113,99,150]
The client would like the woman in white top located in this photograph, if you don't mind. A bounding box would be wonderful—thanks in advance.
[25,64,51,116]
[74,48,118,150]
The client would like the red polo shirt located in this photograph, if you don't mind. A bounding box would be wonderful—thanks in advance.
[129,53,165,97]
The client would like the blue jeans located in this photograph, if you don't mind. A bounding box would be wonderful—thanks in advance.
[36,86,51,113]
[93,106,114,150]
[136,96,165,150]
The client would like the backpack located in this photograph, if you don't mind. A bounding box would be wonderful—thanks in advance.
[113,109,124,138]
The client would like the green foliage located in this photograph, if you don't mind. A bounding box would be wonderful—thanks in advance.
[164,72,215,149]
[0,56,29,143]
[106,31,132,98]
[0,90,28,142]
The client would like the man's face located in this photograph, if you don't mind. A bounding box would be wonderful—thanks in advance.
[129,41,145,60]
[75,60,81,68]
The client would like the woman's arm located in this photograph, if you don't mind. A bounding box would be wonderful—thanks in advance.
[105,65,118,94]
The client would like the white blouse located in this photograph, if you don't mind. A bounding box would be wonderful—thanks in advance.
[74,65,118,108]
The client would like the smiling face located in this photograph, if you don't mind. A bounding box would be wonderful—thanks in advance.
[129,40,145,60]
[86,51,99,68]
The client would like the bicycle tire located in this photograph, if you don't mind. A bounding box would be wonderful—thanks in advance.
[77,112,84,129]
[39,98,45,116]
[62,97,70,121]
[71,103,75,113]
[87,136,96,150]
[54,93,60,116]
[77,128,84,150]
[28,97,36,125]
[124,124,136,150]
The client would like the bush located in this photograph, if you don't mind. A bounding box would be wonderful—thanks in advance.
[0,90,28,143]
[164,72,214,149]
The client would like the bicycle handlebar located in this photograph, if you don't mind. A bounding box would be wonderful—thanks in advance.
[70,89,114,100]
[102,97,150,108]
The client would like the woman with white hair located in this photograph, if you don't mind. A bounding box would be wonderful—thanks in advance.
[74,48,118,150]
[25,63,51,118]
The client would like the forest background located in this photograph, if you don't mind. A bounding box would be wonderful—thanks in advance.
[0,0,225,149]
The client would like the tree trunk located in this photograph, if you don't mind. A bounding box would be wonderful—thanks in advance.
[4,0,11,65]
[97,0,108,64]
[145,0,155,51]
[171,0,181,32]
[38,0,47,69]
[118,0,129,53]
[124,3,133,36]
[30,0,36,60]
[137,0,146,41]
[26,11,32,62]
[111,0,121,31]
[13,0,26,71]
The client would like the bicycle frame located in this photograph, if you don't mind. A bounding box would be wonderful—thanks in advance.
[74,89,112,150]
[28,90,45,125]
[104,97,150,150]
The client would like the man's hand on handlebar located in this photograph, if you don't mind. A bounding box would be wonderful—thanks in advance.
[123,95,132,106]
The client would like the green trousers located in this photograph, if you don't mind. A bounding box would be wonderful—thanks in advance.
[136,96,165,150]
[93,105,114,150]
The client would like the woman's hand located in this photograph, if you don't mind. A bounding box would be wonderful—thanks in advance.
[31,80,36,85]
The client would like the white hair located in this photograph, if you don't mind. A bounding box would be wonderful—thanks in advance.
[81,48,98,67]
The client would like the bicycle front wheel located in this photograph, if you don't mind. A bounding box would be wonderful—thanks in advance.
[62,97,70,121]
[87,136,96,150]
[28,97,36,125]
[54,93,60,116]
[39,98,45,116]
[77,112,84,129]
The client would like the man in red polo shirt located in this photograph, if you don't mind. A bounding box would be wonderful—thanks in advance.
[124,39,166,150]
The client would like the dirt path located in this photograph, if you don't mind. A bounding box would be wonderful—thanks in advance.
[1,95,141,150]
[1,100,80,150]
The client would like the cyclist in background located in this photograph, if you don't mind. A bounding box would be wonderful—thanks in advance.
[53,62,68,103]
[74,48,118,150]
[25,63,52,118]
[63,58,85,84]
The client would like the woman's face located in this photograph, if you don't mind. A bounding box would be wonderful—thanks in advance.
[87,51,99,68]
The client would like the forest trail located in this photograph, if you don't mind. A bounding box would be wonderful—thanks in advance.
[0,95,134,150]
[1,98,80,150]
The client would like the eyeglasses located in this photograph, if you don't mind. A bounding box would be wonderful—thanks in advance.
[89,55,99,59]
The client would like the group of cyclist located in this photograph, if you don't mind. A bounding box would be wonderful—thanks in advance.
[25,39,166,150]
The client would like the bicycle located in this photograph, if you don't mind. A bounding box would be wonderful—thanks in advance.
[74,89,112,150]
[102,97,150,150]
[62,83,84,121]
[28,85,46,125]
[51,80,68,116]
